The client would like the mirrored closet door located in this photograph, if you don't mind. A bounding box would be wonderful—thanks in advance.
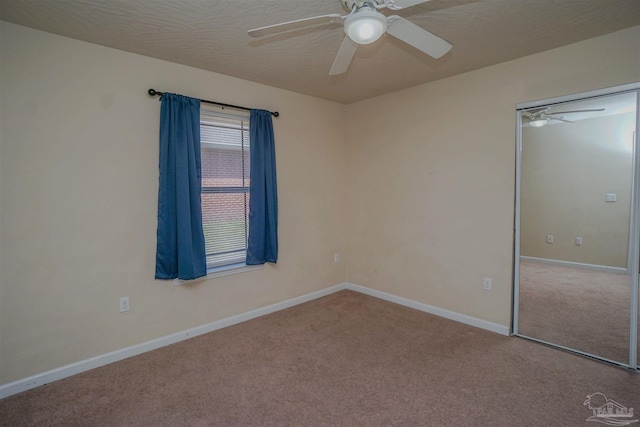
[513,83,640,369]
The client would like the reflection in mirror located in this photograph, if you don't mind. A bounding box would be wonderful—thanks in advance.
[517,91,637,365]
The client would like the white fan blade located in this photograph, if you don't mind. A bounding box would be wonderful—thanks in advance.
[552,117,575,123]
[384,0,432,10]
[386,16,452,58]
[248,14,342,38]
[329,37,358,75]
[548,109,605,115]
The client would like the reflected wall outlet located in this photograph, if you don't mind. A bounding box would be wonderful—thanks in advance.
[119,297,130,312]
[546,234,554,244]
[483,278,492,291]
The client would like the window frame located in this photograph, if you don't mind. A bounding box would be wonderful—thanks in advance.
[199,108,252,274]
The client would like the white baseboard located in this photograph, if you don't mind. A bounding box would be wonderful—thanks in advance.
[1,282,508,399]
[0,284,346,400]
[345,283,510,336]
[520,256,628,274]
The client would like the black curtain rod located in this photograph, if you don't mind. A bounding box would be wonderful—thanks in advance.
[147,89,279,117]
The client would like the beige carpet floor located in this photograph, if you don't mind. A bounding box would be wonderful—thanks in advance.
[518,260,636,364]
[1,290,639,426]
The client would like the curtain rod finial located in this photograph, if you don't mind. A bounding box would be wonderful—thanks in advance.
[148,88,161,97]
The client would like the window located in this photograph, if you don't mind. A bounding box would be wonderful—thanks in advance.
[200,110,250,269]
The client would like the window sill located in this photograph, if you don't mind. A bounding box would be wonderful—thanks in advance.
[173,263,263,286]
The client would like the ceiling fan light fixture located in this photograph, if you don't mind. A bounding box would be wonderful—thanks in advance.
[345,10,387,44]
[529,118,548,128]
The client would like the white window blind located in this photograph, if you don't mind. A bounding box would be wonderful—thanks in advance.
[200,110,250,269]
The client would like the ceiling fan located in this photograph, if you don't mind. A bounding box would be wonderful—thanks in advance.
[524,107,605,127]
[248,0,452,76]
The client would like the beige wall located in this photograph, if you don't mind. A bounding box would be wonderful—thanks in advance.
[1,20,640,386]
[521,113,635,268]
[0,22,348,384]
[344,25,640,325]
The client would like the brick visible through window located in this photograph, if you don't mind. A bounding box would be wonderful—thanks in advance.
[200,110,250,269]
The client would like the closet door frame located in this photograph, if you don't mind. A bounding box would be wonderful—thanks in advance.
[512,82,640,370]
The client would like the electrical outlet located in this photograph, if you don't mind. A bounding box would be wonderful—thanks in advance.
[546,234,554,244]
[483,278,492,291]
[334,253,340,263]
[119,297,130,313]
[575,237,583,246]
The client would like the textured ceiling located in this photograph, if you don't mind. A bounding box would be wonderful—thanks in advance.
[1,0,639,104]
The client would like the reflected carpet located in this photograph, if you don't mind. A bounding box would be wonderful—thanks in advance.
[1,290,638,426]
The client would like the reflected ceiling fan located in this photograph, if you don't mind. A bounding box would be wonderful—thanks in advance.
[524,107,606,127]
[248,0,452,75]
